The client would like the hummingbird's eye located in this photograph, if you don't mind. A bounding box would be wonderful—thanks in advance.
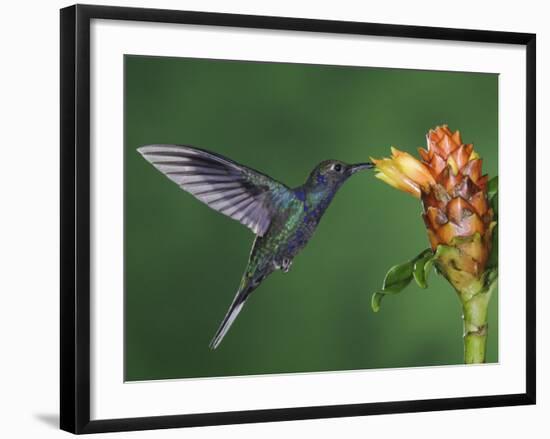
[332,163,342,173]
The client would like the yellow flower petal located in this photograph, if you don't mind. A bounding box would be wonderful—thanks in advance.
[390,148,436,189]
[375,172,421,198]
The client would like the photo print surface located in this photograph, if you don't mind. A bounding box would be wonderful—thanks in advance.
[124,55,498,381]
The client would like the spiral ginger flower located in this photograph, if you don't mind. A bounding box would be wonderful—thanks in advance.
[371,125,498,364]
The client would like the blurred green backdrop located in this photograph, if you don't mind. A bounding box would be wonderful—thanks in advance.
[124,55,498,381]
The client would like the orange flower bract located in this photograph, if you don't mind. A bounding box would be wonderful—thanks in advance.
[373,125,495,278]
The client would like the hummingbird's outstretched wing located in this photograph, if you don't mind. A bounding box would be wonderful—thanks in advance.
[138,145,294,236]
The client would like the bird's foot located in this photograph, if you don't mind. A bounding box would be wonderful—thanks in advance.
[281,257,292,273]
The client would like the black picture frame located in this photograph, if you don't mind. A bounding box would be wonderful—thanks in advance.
[60,4,536,434]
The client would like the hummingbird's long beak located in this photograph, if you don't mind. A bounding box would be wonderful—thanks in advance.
[348,162,374,175]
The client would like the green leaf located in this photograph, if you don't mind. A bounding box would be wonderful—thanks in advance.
[487,223,498,269]
[487,176,498,198]
[382,260,414,291]
[370,261,413,312]
[491,193,498,218]
[487,175,498,268]
[485,266,498,289]
[487,176,498,220]
[371,292,384,312]
[413,250,435,289]
[371,249,434,312]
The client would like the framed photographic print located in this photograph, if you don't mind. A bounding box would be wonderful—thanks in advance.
[60,4,536,434]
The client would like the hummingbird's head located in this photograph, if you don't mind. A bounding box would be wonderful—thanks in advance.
[307,160,374,189]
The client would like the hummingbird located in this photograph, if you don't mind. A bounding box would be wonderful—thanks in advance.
[138,144,373,349]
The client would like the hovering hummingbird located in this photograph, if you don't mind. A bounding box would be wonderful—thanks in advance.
[138,144,373,349]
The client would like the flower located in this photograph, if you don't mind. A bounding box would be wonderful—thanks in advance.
[371,125,498,364]
[373,125,495,280]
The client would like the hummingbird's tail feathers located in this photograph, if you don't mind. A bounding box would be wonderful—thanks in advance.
[209,281,253,350]
[209,300,245,350]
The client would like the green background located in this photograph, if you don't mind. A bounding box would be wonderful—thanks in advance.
[124,55,498,381]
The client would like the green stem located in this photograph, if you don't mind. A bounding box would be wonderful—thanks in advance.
[462,292,489,364]
[458,271,497,364]
[433,244,498,364]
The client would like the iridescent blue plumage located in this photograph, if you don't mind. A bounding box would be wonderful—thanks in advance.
[138,145,372,349]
